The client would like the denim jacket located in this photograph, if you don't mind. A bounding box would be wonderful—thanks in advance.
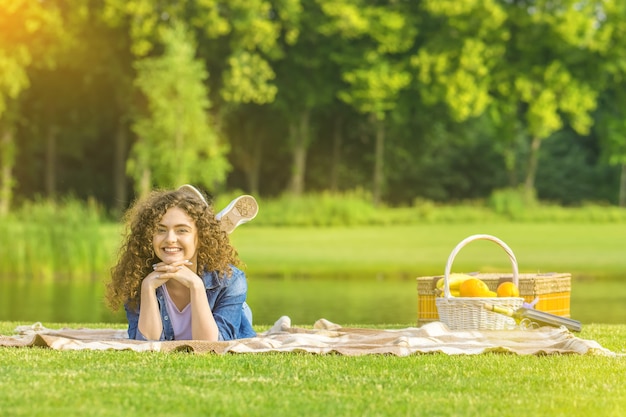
[125,266,256,341]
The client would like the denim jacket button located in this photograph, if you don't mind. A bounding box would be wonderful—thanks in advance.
[164,316,169,321]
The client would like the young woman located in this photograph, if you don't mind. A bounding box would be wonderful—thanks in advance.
[105,185,257,341]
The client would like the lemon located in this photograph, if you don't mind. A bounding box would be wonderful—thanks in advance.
[459,278,490,297]
[496,282,520,297]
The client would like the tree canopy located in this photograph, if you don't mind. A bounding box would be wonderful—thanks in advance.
[2,0,626,213]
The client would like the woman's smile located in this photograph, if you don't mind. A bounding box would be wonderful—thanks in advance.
[163,247,182,253]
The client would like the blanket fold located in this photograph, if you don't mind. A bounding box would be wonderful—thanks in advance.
[0,317,615,356]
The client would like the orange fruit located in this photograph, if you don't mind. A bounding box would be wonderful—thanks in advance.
[496,282,520,297]
[459,278,490,297]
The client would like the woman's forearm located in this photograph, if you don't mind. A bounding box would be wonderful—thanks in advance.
[137,282,164,340]
[190,282,219,341]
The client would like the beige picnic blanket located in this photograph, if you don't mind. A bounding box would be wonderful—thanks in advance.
[0,316,616,356]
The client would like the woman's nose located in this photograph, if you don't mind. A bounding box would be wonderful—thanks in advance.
[165,230,177,243]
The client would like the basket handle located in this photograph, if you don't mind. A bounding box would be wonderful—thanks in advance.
[443,234,519,299]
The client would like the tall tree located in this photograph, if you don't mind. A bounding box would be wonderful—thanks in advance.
[129,23,229,196]
[104,0,292,196]
[414,0,609,198]
[319,0,415,205]
[0,0,64,214]
[206,0,294,194]
[268,0,336,196]
[502,1,602,197]
[413,0,512,190]
[593,1,626,206]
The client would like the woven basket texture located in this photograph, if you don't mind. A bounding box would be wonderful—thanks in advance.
[431,234,525,330]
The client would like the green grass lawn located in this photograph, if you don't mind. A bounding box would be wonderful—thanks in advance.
[230,223,626,278]
[1,321,624,417]
[2,222,625,416]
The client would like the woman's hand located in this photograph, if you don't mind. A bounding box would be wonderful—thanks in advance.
[150,260,203,289]
[137,259,207,340]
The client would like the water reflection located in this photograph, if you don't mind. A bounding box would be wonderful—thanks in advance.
[0,275,624,325]
[0,278,124,324]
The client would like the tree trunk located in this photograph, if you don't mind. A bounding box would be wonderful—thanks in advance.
[523,135,541,201]
[113,118,128,216]
[0,126,15,216]
[139,166,151,199]
[372,114,385,207]
[239,120,262,196]
[503,146,517,187]
[247,137,261,196]
[45,126,57,199]
[619,164,626,207]
[330,116,342,192]
[288,109,310,196]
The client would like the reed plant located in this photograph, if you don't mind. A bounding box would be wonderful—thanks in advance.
[242,190,626,226]
[0,197,120,280]
[215,188,382,227]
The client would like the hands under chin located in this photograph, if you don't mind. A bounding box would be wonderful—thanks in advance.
[145,260,202,290]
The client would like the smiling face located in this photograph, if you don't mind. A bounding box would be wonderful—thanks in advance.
[152,207,199,269]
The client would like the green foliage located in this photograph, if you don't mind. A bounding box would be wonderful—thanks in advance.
[406,199,498,224]
[0,51,28,117]
[0,0,67,214]
[503,1,605,139]
[536,131,619,205]
[209,0,288,104]
[0,0,65,115]
[129,22,230,193]
[516,61,597,139]
[321,1,415,118]
[5,0,626,212]
[250,189,380,227]
[250,192,626,226]
[221,51,278,104]
[339,60,411,118]
[223,0,279,53]
[488,186,536,219]
[102,0,176,57]
[415,0,507,121]
[597,107,626,166]
[318,0,416,52]
[414,0,609,195]
[270,0,303,46]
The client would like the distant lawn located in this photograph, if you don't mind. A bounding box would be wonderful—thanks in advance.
[4,216,626,281]
[231,223,626,279]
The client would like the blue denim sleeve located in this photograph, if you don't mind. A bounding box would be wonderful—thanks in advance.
[124,304,151,341]
[124,304,140,339]
[212,268,249,341]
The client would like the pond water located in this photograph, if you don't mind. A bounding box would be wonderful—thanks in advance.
[0,275,624,327]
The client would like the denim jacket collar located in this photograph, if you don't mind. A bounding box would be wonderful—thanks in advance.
[201,269,231,290]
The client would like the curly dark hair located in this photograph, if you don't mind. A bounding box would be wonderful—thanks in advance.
[105,188,240,311]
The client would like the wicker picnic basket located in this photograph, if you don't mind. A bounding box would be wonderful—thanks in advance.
[434,234,525,331]
[417,273,571,326]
